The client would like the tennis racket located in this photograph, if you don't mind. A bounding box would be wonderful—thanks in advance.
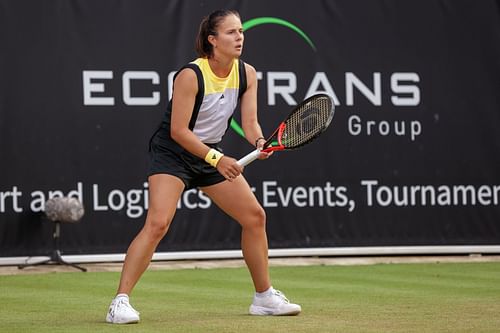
[237,93,335,166]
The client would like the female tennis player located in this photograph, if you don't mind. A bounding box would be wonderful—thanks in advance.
[106,9,301,324]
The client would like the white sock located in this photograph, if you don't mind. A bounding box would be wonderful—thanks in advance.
[115,293,129,301]
[255,286,274,298]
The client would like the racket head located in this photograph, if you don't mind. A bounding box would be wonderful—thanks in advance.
[263,93,335,151]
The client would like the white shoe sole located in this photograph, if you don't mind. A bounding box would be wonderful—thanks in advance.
[106,314,140,324]
[249,304,301,316]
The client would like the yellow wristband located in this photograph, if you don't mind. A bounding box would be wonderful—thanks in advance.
[204,148,224,167]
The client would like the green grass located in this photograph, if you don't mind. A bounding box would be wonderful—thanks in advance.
[1,262,500,332]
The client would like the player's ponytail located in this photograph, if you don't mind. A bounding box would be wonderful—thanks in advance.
[195,9,240,58]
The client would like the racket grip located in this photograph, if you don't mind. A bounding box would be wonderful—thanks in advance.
[237,149,261,167]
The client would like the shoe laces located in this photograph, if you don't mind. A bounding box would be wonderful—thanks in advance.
[272,289,290,303]
[115,298,139,315]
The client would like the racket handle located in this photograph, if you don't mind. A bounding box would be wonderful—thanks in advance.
[237,149,261,167]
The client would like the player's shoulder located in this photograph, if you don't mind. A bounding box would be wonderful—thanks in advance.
[176,65,198,80]
[173,66,198,90]
[240,61,256,79]
[240,60,255,72]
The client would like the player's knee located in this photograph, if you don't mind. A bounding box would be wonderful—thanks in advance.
[145,215,172,240]
[256,206,267,227]
[248,206,267,230]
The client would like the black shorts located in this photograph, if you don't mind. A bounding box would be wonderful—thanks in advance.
[148,128,226,189]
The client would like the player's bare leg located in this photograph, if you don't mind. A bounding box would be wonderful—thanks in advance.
[106,174,184,324]
[117,174,184,294]
[201,176,301,315]
[201,176,270,292]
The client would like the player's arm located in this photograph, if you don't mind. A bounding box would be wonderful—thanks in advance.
[170,68,242,179]
[240,63,271,157]
[170,68,211,159]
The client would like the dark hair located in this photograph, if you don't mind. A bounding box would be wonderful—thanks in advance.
[195,9,241,58]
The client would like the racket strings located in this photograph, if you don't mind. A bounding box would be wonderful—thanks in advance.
[282,97,333,148]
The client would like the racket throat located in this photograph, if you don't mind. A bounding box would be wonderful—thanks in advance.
[263,123,286,152]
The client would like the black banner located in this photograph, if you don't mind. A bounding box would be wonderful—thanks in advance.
[1,0,500,257]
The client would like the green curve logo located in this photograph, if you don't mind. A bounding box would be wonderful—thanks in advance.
[243,17,317,51]
[231,17,317,138]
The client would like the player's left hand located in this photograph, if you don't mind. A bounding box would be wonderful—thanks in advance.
[258,150,273,160]
[256,138,273,160]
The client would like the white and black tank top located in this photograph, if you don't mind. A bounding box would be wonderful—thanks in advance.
[161,58,247,144]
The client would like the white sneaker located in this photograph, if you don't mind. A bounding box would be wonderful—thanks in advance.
[106,295,140,324]
[249,287,301,316]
